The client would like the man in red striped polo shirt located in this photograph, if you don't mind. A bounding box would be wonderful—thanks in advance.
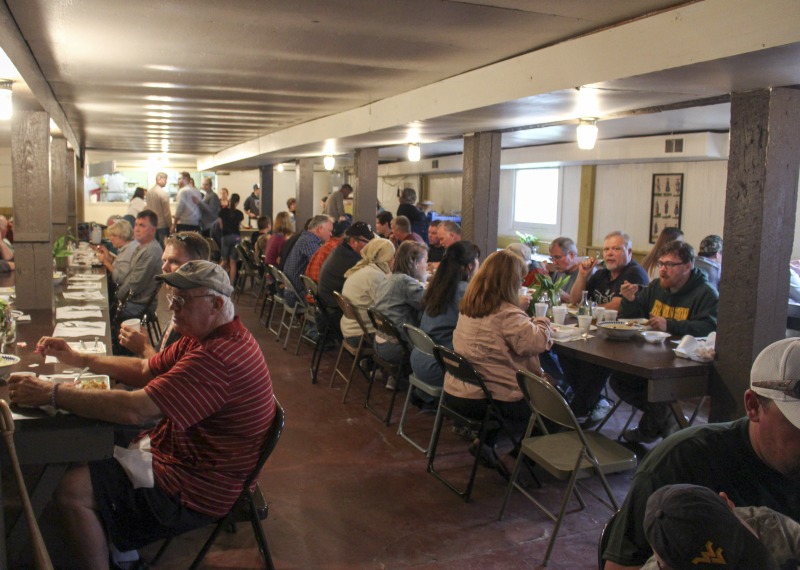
[11,261,275,569]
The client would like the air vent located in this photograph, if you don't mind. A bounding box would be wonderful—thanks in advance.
[665,138,684,153]
[432,159,439,169]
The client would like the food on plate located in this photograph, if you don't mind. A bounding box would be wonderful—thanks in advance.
[79,379,109,390]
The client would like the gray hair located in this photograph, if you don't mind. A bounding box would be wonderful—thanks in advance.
[550,236,577,256]
[392,215,411,233]
[440,220,461,235]
[605,230,632,251]
[107,219,133,241]
[308,214,333,230]
[399,187,417,205]
[208,289,235,321]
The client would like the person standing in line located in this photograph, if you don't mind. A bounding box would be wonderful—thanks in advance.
[243,184,261,229]
[325,183,353,221]
[287,197,298,231]
[219,193,244,285]
[172,172,202,233]
[196,176,221,238]
[145,172,172,246]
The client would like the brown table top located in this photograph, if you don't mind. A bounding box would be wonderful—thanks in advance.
[0,266,114,443]
[552,329,710,380]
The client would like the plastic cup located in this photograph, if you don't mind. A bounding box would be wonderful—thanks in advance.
[534,302,548,318]
[121,318,142,331]
[577,315,592,337]
[594,307,605,323]
[551,305,567,325]
[604,309,618,322]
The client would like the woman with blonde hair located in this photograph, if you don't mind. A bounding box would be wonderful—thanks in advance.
[264,211,293,267]
[340,238,395,345]
[97,219,138,287]
[444,249,553,458]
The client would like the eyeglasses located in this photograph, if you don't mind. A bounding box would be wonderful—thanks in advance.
[657,260,687,269]
[752,379,800,399]
[550,254,564,262]
[166,293,215,308]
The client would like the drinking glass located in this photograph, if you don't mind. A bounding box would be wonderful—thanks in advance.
[577,315,592,340]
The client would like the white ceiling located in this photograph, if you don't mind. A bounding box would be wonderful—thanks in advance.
[1,0,799,169]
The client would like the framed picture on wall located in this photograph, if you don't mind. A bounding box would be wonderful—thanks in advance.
[649,173,684,243]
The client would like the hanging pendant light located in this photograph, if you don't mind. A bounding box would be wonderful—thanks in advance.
[576,118,598,150]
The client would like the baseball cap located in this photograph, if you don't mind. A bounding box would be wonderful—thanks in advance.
[750,337,800,429]
[345,221,375,241]
[252,183,260,190]
[157,260,234,297]
[699,235,722,255]
[644,484,776,570]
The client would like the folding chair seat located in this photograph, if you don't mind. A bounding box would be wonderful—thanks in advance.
[427,346,522,502]
[329,292,373,404]
[266,265,288,339]
[151,398,285,570]
[276,272,308,350]
[366,307,410,426]
[498,370,637,566]
[398,324,443,455]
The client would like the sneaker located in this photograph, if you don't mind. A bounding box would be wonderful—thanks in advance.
[582,397,615,429]
[621,426,661,444]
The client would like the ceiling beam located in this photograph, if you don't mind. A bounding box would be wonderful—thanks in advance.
[0,0,82,158]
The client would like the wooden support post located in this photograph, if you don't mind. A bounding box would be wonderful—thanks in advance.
[295,158,314,229]
[51,137,68,241]
[259,165,274,221]
[710,88,800,421]
[76,155,85,224]
[353,148,378,226]
[66,148,77,231]
[577,165,596,254]
[11,108,53,311]
[462,132,501,258]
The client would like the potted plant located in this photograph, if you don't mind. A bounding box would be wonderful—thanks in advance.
[52,227,76,271]
[515,231,539,254]
[525,273,571,317]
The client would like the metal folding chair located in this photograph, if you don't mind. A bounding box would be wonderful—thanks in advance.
[301,275,339,383]
[275,272,308,350]
[498,370,637,566]
[427,346,521,502]
[266,265,287,339]
[397,324,443,455]
[329,292,373,403]
[366,307,410,426]
[151,398,285,570]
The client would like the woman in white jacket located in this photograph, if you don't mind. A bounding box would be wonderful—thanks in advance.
[340,238,395,345]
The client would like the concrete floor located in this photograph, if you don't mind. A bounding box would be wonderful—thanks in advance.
[136,290,679,570]
[16,288,708,569]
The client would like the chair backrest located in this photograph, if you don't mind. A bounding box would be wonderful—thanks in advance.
[111,289,135,327]
[278,271,307,308]
[334,291,372,336]
[367,307,405,347]
[240,397,285,494]
[516,369,581,431]
[235,243,258,270]
[433,345,493,401]
[403,324,435,356]
[300,275,318,296]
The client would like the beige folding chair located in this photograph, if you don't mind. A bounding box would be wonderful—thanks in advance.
[329,292,373,404]
[398,324,443,455]
[498,369,637,567]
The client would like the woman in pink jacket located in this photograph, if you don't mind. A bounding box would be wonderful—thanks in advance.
[443,249,553,453]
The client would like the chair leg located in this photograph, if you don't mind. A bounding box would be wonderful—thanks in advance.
[397,385,425,452]
[542,454,585,566]
[246,494,276,570]
[188,518,229,570]
[329,344,347,388]
[150,537,174,565]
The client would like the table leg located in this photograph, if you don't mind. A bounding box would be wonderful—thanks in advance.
[7,463,67,563]
[669,401,689,429]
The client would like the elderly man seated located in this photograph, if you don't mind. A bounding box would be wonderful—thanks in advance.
[602,337,800,569]
[0,215,14,272]
[9,261,275,569]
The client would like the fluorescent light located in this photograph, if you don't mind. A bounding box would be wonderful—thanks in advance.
[0,82,12,120]
[407,143,421,162]
[323,155,335,170]
[577,118,598,150]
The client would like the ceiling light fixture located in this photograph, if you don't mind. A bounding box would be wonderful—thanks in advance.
[576,118,598,150]
[276,163,284,173]
[407,143,421,162]
[0,81,12,121]
[323,155,335,171]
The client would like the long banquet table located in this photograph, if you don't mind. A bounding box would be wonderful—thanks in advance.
[552,329,710,428]
[0,265,115,566]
